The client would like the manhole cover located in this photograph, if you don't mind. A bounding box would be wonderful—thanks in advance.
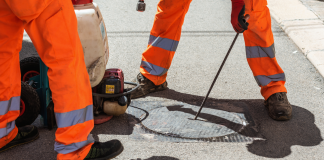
[140,104,248,139]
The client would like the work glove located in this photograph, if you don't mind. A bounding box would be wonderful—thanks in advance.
[231,0,249,33]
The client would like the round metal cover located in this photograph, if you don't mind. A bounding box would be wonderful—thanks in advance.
[140,105,247,139]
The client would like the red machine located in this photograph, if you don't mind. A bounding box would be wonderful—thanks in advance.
[99,69,124,94]
[92,69,137,124]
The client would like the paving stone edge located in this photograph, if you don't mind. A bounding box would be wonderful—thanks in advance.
[268,0,324,78]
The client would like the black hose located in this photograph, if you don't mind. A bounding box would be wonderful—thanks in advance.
[92,81,140,98]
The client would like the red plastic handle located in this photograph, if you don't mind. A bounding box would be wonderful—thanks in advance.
[72,0,93,5]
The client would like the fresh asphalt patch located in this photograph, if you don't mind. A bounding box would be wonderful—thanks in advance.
[91,89,323,159]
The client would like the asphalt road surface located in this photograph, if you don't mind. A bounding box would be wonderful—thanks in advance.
[2,0,324,159]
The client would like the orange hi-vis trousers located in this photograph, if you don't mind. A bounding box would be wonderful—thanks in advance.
[0,0,94,159]
[140,0,192,86]
[140,0,287,100]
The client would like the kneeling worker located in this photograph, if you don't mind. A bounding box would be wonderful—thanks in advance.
[0,0,123,159]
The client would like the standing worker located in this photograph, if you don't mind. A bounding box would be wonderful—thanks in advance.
[0,0,123,159]
[132,0,292,121]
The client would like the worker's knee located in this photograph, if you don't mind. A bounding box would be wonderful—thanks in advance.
[4,0,54,22]
[157,0,192,13]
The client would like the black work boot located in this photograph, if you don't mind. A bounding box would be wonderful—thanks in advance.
[84,140,124,160]
[131,73,168,99]
[264,92,292,121]
[0,125,39,153]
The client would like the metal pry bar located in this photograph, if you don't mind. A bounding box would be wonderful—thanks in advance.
[194,33,240,120]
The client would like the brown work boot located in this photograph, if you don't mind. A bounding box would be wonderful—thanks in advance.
[264,92,292,121]
[131,73,168,99]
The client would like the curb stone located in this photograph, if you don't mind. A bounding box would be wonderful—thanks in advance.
[268,0,324,78]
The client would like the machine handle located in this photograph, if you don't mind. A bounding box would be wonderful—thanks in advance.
[92,81,140,98]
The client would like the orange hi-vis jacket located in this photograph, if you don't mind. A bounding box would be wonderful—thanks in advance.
[140,0,286,100]
[0,0,94,159]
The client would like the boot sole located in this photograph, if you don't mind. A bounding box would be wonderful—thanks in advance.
[264,103,292,121]
[131,83,168,99]
[269,113,291,121]
[85,144,124,160]
[0,132,40,153]
[107,145,124,160]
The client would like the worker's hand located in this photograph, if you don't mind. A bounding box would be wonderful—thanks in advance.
[231,0,249,33]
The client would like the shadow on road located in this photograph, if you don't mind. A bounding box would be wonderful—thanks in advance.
[147,89,323,158]
[131,156,179,160]
[91,113,135,138]
[92,88,323,158]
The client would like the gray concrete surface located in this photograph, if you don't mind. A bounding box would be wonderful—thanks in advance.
[268,0,324,78]
[2,0,324,159]
[299,0,324,21]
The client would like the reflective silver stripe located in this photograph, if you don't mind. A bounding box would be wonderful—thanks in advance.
[54,134,94,154]
[246,44,276,58]
[141,61,168,76]
[148,35,157,45]
[0,96,20,115]
[149,35,179,52]
[0,121,15,138]
[255,73,286,86]
[55,105,93,128]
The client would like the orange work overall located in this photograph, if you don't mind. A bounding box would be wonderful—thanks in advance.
[140,0,286,100]
[0,0,94,159]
